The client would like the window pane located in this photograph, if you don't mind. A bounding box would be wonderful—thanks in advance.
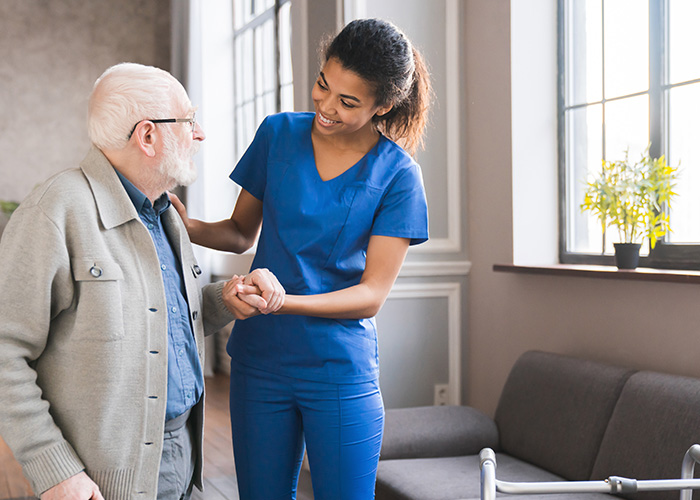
[261,20,275,94]
[256,0,275,15]
[233,0,245,29]
[281,83,294,112]
[232,0,294,160]
[254,26,264,99]
[234,0,254,29]
[279,1,293,87]
[566,0,602,105]
[235,107,245,159]
[668,82,700,242]
[604,94,649,161]
[603,0,648,99]
[234,38,244,106]
[669,0,700,84]
[241,30,255,105]
[263,91,276,118]
[242,101,255,147]
[566,104,603,253]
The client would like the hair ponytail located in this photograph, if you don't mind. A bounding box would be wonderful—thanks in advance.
[375,47,432,155]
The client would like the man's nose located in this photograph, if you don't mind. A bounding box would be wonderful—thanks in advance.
[193,121,205,141]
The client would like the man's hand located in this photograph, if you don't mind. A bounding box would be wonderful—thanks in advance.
[41,471,104,500]
[242,268,285,314]
[222,275,266,320]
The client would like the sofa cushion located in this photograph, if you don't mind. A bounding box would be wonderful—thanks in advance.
[495,351,634,481]
[381,405,499,460]
[375,453,612,500]
[590,371,700,500]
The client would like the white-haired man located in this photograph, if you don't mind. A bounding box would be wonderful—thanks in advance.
[0,63,283,500]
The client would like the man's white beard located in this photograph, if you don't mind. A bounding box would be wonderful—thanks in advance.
[159,131,199,189]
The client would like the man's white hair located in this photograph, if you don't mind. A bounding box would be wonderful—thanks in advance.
[88,62,189,151]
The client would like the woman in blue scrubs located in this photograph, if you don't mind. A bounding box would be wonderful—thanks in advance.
[175,19,432,499]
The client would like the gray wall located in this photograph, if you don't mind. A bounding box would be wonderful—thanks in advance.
[0,0,171,204]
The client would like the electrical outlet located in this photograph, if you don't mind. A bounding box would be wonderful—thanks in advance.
[434,384,450,406]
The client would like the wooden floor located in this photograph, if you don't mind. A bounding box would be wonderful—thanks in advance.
[0,373,239,500]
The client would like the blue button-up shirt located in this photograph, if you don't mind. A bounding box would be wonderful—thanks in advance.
[116,170,204,420]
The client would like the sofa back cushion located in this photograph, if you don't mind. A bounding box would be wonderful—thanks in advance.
[495,351,634,481]
[380,405,500,460]
[590,371,700,500]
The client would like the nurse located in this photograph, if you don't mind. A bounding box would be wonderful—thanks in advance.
[174,18,431,500]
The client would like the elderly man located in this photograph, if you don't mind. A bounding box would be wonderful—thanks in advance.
[0,63,282,500]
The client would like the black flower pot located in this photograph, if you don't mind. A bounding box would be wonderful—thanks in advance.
[614,243,642,269]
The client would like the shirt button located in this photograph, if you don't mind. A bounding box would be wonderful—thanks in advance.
[178,349,185,356]
[147,223,154,230]
[161,264,167,271]
[171,306,178,313]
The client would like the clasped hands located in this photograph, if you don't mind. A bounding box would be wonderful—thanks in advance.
[223,268,285,319]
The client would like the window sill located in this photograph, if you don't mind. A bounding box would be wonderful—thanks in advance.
[493,263,700,284]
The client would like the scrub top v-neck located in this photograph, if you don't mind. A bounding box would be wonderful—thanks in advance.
[228,112,429,384]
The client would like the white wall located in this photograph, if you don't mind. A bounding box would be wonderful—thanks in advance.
[511,0,558,265]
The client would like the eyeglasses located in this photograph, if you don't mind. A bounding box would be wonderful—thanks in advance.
[128,113,196,139]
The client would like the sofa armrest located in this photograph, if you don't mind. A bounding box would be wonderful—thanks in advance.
[380,405,500,460]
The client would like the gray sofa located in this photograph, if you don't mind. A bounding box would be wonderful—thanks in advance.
[375,350,700,500]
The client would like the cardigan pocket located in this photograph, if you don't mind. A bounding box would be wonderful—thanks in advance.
[70,258,125,341]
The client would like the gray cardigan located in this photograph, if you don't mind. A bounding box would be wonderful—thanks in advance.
[0,148,236,500]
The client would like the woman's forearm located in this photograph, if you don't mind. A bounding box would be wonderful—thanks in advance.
[187,218,257,254]
[274,236,410,320]
[278,283,387,319]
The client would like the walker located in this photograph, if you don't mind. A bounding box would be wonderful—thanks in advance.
[480,445,700,499]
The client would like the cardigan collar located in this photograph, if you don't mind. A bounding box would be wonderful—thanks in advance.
[79,147,189,262]
[79,146,141,230]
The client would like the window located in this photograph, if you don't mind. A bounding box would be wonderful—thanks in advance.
[233,0,293,162]
[560,0,700,268]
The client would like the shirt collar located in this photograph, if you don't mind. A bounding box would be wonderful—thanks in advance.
[114,168,171,217]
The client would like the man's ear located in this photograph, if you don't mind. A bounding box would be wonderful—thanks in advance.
[133,121,158,158]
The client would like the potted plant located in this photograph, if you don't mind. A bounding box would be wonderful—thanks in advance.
[580,147,679,269]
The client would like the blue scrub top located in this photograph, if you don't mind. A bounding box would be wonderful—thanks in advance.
[228,112,429,383]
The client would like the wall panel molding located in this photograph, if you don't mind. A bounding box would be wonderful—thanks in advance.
[387,282,462,405]
[400,260,471,277]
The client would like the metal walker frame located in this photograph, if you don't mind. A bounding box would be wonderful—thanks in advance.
[480,445,700,499]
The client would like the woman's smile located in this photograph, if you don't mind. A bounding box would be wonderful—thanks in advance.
[316,112,340,127]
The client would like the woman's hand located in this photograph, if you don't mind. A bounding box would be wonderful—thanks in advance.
[168,192,191,230]
[237,268,285,315]
[222,275,266,320]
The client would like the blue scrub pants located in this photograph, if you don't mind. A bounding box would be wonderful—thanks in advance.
[230,362,385,500]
